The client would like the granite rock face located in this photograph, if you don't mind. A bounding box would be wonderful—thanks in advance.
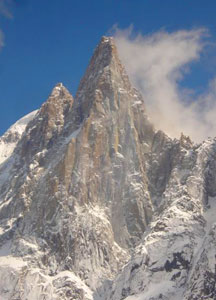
[0,37,215,300]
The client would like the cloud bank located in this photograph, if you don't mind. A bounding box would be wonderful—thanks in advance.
[114,27,216,143]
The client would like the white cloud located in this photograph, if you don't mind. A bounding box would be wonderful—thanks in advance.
[114,26,216,142]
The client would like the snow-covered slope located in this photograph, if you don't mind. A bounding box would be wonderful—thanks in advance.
[108,138,216,300]
[0,110,37,164]
[0,37,215,300]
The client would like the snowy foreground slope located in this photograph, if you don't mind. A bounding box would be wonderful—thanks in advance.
[0,37,215,300]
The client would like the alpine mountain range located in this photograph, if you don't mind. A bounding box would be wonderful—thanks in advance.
[0,37,215,300]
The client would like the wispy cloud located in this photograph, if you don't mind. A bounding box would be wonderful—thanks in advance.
[114,26,216,142]
[0,0,12,18]
[0,0,13,51]
[0,29,4,50]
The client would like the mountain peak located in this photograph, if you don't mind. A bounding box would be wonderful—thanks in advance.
[49,82,71,99]
[97,36,116,58]
[74,36,135,123]
[93,35,116,61]
[76,35,130,92]
[180,132,193,149]
[100,35,114,46]
[16,83,74,161]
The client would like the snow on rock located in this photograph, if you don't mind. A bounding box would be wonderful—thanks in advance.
[0,263,93,300]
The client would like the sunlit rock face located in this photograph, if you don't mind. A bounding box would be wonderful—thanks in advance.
[0,37,215,300]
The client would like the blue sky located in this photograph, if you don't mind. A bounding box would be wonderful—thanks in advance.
[1,0,216,136]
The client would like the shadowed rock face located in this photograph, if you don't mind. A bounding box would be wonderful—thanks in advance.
[0,37,215,300]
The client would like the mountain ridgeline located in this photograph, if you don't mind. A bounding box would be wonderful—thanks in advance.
[0,37,215,300]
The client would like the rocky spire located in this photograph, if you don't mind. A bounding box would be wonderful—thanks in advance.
[180,132,193,149]
[76,36,131,94]
[73,36,139,123]
[59,37,155,248]
[17,83,74,162]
